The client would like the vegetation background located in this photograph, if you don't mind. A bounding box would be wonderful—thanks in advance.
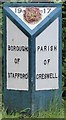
[0,0,66,119]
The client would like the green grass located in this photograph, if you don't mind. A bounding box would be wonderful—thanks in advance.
[1,107,64,119]
[2,112,21,119]
[1,100,64,119]
[0,113,2,119]
[0,48,2,58]
[31,107,64,118]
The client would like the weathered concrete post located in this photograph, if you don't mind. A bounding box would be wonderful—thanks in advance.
[3,3,62,113]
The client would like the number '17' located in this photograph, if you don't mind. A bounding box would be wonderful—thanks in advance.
[43,8,51,14]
